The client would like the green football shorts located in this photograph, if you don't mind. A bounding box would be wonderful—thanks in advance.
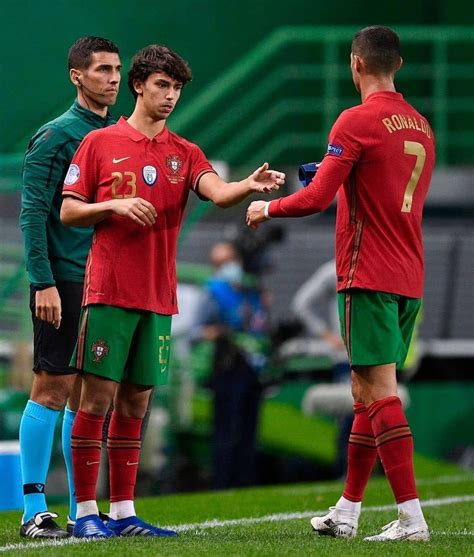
[71,304,172,386]
[337,290,421,369]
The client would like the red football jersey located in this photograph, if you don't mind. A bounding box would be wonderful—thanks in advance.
[63,117,215,314]
[269,91,435,298]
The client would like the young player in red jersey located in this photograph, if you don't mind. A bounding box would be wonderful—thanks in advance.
[60,44,285,539]
[247,26,435,542]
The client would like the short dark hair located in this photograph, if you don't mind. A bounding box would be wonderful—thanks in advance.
[68,36,119,70]
[352,26,401,74]
[128,44,192,99]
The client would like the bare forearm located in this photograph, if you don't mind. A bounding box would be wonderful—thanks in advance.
[61,196,157,228]
[210,178,252,208]
[199,163,284,208]
[60,198,116,227]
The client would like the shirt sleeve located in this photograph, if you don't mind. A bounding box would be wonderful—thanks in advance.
[19,126,69,287]
[62,134,99,202]
[268,109,363,218]
[189,144,216,195]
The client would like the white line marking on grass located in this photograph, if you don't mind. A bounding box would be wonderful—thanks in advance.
[0,537,108,553]
[434,530,474,536]
[417,474,474,485]
[1,494,473,552]
[171,495,474,532]
[278,474,474,497]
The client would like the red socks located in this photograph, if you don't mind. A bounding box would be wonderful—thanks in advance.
[368,396,418,503]
[71,410,105,503]
[341,397,418,505]
[72,410,143,504]
[342,402,378,502]
[107,412,142,503]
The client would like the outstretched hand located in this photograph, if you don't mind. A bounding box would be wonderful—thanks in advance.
[246,200,268,229]
[249,162,285,193]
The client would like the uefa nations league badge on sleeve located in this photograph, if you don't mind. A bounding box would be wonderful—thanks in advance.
[327,144,344,157]
[64,164,80,185]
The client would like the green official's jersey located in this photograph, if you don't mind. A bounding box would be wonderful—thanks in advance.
[20,101,115,288]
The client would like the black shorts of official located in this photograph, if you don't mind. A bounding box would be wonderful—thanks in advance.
[30,281,84,375]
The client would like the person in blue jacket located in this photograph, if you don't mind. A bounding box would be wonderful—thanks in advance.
[193,241,269,489]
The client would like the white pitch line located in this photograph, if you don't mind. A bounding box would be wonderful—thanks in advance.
[1,494,473,553]
[171,495,474,532]
[277,474,474,497]
[0,537,107,553]
[417,474,474,486]
[434,530,474,536]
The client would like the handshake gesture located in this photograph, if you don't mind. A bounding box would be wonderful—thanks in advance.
[246,160,321,229]
[248,162,285,194]
[246,200,269,229]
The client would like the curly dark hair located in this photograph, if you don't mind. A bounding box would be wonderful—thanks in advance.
[68,36,119,70]
[352,26,401,75]
[128,44,192,99]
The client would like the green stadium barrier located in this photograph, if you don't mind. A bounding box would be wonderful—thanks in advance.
[171,26,474,167]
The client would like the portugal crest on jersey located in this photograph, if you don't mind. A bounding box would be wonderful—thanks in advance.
[91,340,109,363]
[166,154,183,174]
[166,154,185,184]
[142,165,157,186]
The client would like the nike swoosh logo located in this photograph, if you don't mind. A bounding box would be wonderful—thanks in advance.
[86,460,100,465]
[398,530,422,540]
[126,461,139,466]
[112,156,131,164]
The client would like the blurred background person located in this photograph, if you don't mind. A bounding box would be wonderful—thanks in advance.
[192,241,269,489]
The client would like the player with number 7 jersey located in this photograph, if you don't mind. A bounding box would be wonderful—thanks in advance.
[265,91,435,299]
[246,26,436,542]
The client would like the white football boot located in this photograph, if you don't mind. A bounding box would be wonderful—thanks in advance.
[310,506,358,538]
[364,516,429,542]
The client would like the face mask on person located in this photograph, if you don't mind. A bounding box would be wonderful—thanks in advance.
[217,261,243,284]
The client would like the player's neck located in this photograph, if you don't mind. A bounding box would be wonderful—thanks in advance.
[359,75,397,103]
[127,110,166,139]
[76,93,108,118]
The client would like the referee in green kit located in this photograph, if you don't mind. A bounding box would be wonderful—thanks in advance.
[18,36,121,539]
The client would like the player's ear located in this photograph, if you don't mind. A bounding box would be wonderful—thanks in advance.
[353,54,363,73]
[70,68,81,86]
[396,56,403,72]
[350,52,362,74]
[133,79,143,96]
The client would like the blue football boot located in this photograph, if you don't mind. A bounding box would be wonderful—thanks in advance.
[108,515,177,537]
[67,510,110,535]
[73,514,116,538]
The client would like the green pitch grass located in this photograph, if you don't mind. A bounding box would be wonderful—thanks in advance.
[0,469,472,556]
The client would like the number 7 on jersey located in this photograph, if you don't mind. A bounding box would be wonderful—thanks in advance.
[401,141,426,213]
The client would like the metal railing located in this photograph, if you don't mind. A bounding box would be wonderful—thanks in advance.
[172,26,474,167]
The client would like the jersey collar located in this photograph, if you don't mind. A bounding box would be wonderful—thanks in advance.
[117,116,170,143]
[70,100,114,126]
[364,91,404,104]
